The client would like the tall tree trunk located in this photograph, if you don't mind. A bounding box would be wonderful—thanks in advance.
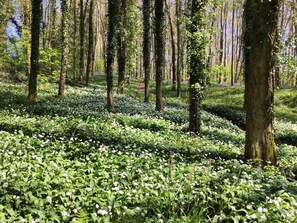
[73,0,77,80]
[231,1,235,86]
[166,0,176,91]
[23,0,31,78]
[223,5,228,83]
[27,0,42,102]
[244,0,280,166]
[218,5,224,84]
[155,0,165,111]
[143,0,151,102]
[188,0,208,134]
[79,0,85,81]
[48,0,57,76]
[117,0,127,94]
[176,0,182,97]
[235,9,242,83]
[86,0,95,86]
[106,0,119,111]
[58,0,68,97]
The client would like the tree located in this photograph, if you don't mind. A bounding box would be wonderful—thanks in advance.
[79,0,85,81]
[243,0,280,166]
[72,0,78,80]
[106,0,119,111]
[143,0,151,103]
[117,0,127,94]
[188,0,208,134]
[58,0,68,97]
[21,0,31,78]
[86,0,95,86]
[176,0,182,97]
[155,0,165,112]
[27,0,42,102]
[230,0,235,86]
[166,0,176,91]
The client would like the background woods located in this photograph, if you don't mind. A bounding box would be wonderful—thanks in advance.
[0,0,297,222]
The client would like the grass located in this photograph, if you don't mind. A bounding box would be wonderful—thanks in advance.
[0,77,296,222]
[203,85,297,123]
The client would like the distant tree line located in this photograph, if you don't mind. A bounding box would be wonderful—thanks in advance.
[0,0,294,166]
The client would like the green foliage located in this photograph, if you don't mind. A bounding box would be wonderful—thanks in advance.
[0,80,296,222]
[0,35,28,81]
[208,65,232,84]
[125,0,142,78]
[39,47,61,80]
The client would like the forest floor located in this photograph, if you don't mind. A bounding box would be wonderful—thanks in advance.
[0,76,296,222]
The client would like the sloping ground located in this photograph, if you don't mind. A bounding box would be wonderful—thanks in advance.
[0,82,296,222]
[203,86,297,147]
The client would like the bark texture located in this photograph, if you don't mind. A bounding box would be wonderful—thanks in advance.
[86,0,95,86]
[27,0,42,102]
[106,0,119,111]
[188,0,208,134]
[58,0,68,97]
[155,0,165,111]
[117,0,127,94]
[143,0,151,103]
[244,0,280,166]
[79,0,85,81]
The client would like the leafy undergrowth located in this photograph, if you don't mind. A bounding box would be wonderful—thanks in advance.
[0,81,297,223]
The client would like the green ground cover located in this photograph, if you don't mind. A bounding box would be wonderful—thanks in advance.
[0,79,296,222]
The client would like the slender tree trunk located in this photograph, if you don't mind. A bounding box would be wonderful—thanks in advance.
[48,0,57,76]
[244,0,280,166]
[176,0,182,97]
[117,0,127,94]
[79,0,85,81]
[166,0,176,91]
[206,11,216,86]
[218,5,224,84]
[106,0,119,111]
[73,0,77,80]
[27,0,42,102]
[23,0,31,78]
[155,0,165,112]
[86,0,95,86]
[223,5,228,83]
[143,0,151,102]
[235,9,242,83]
[58,0,68,97]
[188,0,208,134]
[231,1,235,86]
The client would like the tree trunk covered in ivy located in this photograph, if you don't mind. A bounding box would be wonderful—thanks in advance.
[143,0,151,103]
[86,0,95,86]
[117,0,127,94]
[244,0,280,166]
[58,0,68,97]
[106,0,119,111]
[218,5,224,84]
[155,0,165,112]
[27,0,42,102]
[72,0,77,80]
[79,0,85,81]
[188,0,208,134]
[22,0,31,78]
